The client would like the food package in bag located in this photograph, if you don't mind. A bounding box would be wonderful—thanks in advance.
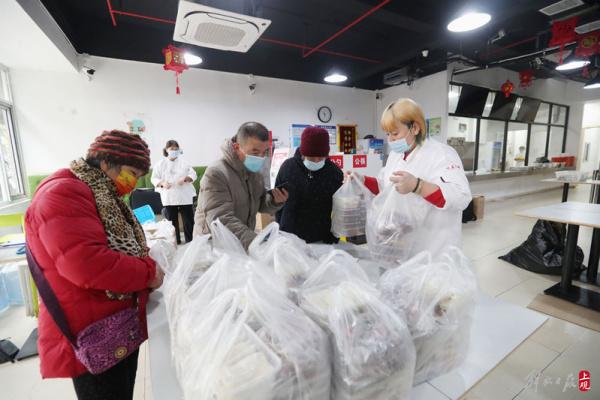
[366,185,429,265]
[249,222,317,296]
[144,219,177,247]
[299,250,371,325]
[177,276,332,400]
[298,251,415,400]
[331,177,374,238]
[378,247,478,384]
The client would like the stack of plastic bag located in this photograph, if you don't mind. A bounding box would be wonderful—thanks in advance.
[366,185,429,264]
[379,247,478,383]
[331,177,374,238]
[165,219,332,400]
[299,250,415,400]
[249,223,317,300]
[176,263,330,398]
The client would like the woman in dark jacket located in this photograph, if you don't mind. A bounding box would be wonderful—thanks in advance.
[275,127,343,243]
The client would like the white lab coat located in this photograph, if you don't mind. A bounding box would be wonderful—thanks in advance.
[151,157,197,206]
[376,139,472,257]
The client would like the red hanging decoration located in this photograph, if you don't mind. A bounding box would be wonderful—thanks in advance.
[549,17,578,64]
[575,30,600,58]
[519,69,535,89]
[501,79,514,98]
[163,44,188,95]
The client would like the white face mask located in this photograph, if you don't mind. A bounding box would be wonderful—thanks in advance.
[168,150,181,159]
[304,159,325,171]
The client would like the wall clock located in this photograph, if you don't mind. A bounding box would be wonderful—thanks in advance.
[318,106,332,123]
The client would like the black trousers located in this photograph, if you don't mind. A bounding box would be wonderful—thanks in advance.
[163,204,194,244]
[72,349,139,400]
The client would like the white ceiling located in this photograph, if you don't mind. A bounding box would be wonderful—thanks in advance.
[0,0,75,72]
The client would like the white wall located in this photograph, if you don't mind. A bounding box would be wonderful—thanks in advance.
[8,56,376,175]
[376,71,448,140]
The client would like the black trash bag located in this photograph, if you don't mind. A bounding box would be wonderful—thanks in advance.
[462,200,477,223]
[0,339,19,364]
[500,220,585,276]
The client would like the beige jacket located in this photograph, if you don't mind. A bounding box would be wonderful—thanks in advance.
[193,139,281,249]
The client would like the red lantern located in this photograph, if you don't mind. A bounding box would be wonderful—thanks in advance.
[575,30,600,58]
[501,79,514,98]
[519,69,535,89]
[163,44,188,95]
[549,17,578,64]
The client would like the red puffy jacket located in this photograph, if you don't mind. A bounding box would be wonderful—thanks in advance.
[25,169,157,378]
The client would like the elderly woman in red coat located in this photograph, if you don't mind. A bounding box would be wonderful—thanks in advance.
[25,130,164,400]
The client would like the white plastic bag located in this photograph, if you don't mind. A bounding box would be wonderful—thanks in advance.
[249,223,317,295]
[298,249,415,400]
[378,247,478,383]
[148,239,177,275]
[331,177,374,237]
[144,219,177,247]
[176,275,331,400]
[299,250,371,325]
[210,218,247,256]
[366,185,429,265]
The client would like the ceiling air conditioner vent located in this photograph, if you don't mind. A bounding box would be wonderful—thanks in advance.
[539,0,584,16]
[174,1,271,53]
[576,20,600,34]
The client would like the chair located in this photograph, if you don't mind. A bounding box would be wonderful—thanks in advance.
[130,188,163,215]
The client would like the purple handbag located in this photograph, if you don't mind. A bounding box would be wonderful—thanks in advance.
[26,247,144,375]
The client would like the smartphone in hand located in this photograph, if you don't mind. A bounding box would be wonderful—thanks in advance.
[268,182,289,195]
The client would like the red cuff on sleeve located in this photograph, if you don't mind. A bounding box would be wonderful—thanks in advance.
[364,176,380,195]
[425,188,446,208]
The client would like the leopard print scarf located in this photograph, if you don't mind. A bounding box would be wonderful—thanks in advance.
[70,159,148,298]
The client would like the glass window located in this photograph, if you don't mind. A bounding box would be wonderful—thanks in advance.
[529,125,548,164]
[506,123,528,169]
[448,85,462,114]
[534,103,550,124]
[548,126,564,158]
[482,92,495,117]
[446,116,476,172]
[510,97,523,120]
[478,120,505,173]
[0,107,23,197]
[0,68,10,104]
[552,106,566,125]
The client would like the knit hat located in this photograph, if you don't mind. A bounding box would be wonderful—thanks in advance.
[86,130,151,174]
[300,127,330,157]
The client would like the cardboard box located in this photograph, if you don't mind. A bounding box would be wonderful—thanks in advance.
[473,195,485,220]
[255,212,275,232]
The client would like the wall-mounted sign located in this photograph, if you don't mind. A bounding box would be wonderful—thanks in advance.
[329,155,344,169]
[353,155,367,168]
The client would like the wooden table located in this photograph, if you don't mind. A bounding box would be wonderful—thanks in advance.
[517,202,600,311]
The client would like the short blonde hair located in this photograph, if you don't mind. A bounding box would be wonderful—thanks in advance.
[381,98,427,144]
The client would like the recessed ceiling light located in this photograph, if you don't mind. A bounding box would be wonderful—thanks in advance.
[584,76,600,89]
[184,53,203,65]
[324,73,347,83]
[447,12,492,32]
[555,54,589,71]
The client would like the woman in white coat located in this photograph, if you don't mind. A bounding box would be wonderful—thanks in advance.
[355,98,472,257]
[151,140,197,244]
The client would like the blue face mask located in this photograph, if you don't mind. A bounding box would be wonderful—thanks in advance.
[389,138,412,154]
[303,159,325,171]
[168,150,181,159]
[243,154,266,173]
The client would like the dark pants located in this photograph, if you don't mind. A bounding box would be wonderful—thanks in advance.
[72,349,139,400]
[163,204,194,244]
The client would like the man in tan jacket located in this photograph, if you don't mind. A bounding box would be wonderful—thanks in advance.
[193,122,288,249]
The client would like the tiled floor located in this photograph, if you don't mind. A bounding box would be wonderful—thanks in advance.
[1,186,599,399]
